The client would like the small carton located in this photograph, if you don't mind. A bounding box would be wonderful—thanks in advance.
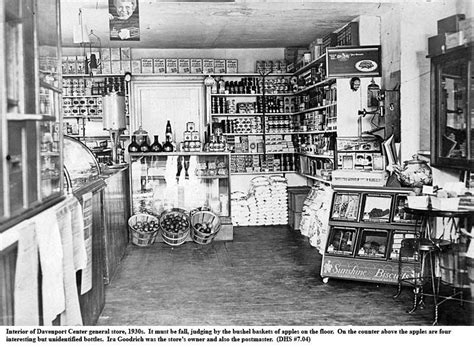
[101,60,111,75]
[120,47,132,61]
[166,58,178,73]
[100,47,111,61]
[141,58,153,74]
[76,56,86,75]
[120,60,131,74]
[110,47,121,61]
[214,59,226,74]
[203,59,215,74]
[111,60,121,74]
[131,60,141,74]
[178,58,191,73]
[61,56,69,75]
[153,58,166,74]
[226,59,238,73]
[190,59,203,73]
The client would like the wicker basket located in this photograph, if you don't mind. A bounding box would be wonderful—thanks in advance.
[159,208,190,246]
[128,214,160,247]
[190,207,221,245]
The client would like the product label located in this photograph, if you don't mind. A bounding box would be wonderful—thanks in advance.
[153,58,166,74]
[226,59,238,73]
[141,58,153,74]
[203,59,215,74]
[190,59,203,73]
[110,48,121,61]
[178,58,191,73]
[321,255,415,284]
[120,47,132,60]
[166,58,178,73]
[214,59,226,74]
[131,60,141,74]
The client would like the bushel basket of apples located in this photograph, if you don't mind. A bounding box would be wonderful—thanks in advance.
[190,207,221,245]
[159,208,191,246]
[128,214,160,247]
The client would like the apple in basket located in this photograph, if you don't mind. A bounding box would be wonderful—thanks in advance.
[163,214,188,233]
[133,220,158,233]
[195,222,213,234]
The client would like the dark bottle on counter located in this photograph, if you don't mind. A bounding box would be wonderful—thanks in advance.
[150,135,163,152]
[128,135,140,153]
[162,135,174,152]
[139,136,151,152]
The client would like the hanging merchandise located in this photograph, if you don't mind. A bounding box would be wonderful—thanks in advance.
[367,78,381,108]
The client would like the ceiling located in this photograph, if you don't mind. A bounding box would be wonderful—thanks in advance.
[60,0,400,49]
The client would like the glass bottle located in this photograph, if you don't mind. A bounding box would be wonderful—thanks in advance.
[139,136,151,152]
[150,135,163,152]
[162,135,174,152]
[128,135,140,153]
[166,120,172,139]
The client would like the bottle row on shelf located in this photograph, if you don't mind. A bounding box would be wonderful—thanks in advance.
[230,153,298,174]
[62,76,127,97]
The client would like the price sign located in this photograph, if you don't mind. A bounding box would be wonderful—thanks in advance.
[326,46,381,77]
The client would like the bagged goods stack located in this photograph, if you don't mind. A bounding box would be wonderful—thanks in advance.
[268,176,288,225]
[248,177,272,226]
[300,186,333,254]
[231,191,250,226]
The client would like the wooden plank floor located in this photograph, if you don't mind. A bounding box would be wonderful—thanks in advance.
[97,226,473,326]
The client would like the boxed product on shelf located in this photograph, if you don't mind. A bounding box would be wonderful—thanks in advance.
[101,60,111,74]
[120,47,131,60]
[120,60,131,74]
[226,59,238,73]
[111,60,121,74]
[203,59,215,74]
[166,58,178,73]
[101,47,110,61]
[110,48,121,61]
[141,58,153,73]
[214,59,226,74]
[131,60,141,74]
[153,58,166,73]
[178,58,191,73]
[190,58,203,73]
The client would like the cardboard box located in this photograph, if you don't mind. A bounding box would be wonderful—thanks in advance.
[101,60,111,74]
[166,58,178,73]
[110,47,121,61]
[131,60,141,74]
[331,170,387,187]
[214,59,226,74]
[428,34,446,56]
[111,60,121,74]
[141,58,153,74]
[445,31,464,50]
[460,17,474,43]
[190,59,203,73]
[226,59,238,73]
[153,58,166,74]
[67,56,77,74]
[178,58,190,73]
[120,47,132,60]
[120,60,131,74]
[203,59,215,74]
[100,48,110,61]
[76,56,86,75]
[438,14,466,34]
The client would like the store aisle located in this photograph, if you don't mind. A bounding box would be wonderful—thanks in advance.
[97,226,472,326]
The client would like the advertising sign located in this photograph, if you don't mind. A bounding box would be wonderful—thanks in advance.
[109,0,140,41]
[326,46,381,77]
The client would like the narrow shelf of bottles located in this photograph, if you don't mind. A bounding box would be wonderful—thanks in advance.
[292,53,327,76]
[297,153,334,159]
[293,78,336,95]
[292,103,337,115]
[129,151,231,157]
[231,171,297,175]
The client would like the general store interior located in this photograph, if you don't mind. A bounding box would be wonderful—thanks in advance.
[1,0,473,328]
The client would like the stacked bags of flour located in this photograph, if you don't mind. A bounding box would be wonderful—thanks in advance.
[231,191,250,226]
[300,185,333,253]
[268,176,288,225]
[248,177,272,225]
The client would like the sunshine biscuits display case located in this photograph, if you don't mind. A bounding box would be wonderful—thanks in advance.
[321,186,419,284]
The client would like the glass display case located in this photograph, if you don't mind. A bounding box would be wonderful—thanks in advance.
[430,45,473,170]
[129,152,230,217]
[63,136,100,192]
[1,0,63,229]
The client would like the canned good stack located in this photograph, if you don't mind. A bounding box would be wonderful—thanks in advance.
[255,60,288,74]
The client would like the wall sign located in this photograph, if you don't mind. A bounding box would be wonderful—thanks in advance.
[326,46,381,77]
[109,0,140,41]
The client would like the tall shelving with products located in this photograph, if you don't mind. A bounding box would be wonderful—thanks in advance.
[0,0,63,230]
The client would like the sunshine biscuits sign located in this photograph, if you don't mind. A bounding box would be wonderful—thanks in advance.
[326,46,381,77]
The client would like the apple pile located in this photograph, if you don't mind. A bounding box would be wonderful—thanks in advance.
[132,219,159,233]
[161,213,189,233]
[194,222,214,235]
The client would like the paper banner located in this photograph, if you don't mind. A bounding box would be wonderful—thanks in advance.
[36,210,65,325]
[81,192,93,295]
[14,221,39,325]
[57,204,83,326]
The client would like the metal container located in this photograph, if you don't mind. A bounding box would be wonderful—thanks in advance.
[102,92,126,130]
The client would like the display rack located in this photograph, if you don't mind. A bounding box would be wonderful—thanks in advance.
[321,186,419,285]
